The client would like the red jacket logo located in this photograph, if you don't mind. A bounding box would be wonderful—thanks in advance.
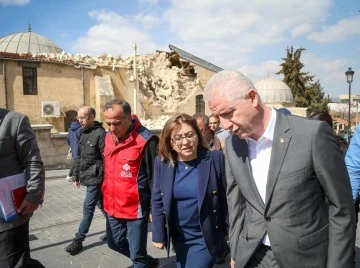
[121,163,132,177]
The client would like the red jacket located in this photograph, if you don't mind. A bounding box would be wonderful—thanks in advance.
[102,117,157,219]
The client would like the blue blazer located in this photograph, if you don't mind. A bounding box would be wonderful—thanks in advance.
[151,148,228,257]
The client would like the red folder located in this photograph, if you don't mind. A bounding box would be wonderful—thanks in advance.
[11,186,26,210]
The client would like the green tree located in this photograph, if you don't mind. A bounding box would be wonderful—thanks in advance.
[276,46,329,111]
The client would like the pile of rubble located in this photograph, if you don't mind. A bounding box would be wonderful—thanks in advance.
[140,115,172,130]
[135,51,199,114]
[0,49,200,124]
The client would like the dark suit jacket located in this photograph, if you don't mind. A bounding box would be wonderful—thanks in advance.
[0,108,45,232]
[225,111,355,268]
[151,148,228,257]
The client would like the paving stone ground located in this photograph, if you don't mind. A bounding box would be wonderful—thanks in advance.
[28,170,360,268]
[29,172,229,268]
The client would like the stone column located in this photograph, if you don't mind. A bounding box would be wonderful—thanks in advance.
[95,75,114,123]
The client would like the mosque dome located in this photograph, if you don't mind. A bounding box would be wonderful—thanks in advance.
[0,26,62,54]
[254,77,293,103]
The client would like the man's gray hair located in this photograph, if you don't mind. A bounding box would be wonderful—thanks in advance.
[203,70,260,104]
[193,113,209,125]
[87,107,96,117]
[80,106,96,117]
[104,99,132,117]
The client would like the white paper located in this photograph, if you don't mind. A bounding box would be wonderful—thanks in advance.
[0,173,26,222]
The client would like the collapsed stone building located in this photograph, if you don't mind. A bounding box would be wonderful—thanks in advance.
[0,28,221,168]
[0,32,222,132]
[0,27,302,169]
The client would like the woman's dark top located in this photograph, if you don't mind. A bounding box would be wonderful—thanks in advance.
[171,159,202,240]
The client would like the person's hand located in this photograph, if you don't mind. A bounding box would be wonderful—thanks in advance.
[148,213,152,222]
[152,242,165,250]
[17,200,39,215]
[73,181,80,188]
[230,258,235,268]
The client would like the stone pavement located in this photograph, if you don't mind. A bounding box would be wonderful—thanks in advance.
[29,170,360,268]
[30,171,229,268]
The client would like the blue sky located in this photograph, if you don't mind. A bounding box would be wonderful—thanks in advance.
[0,0,359,98]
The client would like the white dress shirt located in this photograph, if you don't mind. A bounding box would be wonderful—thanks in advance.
[246,108,276,246]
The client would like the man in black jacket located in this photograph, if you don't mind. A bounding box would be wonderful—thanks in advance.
[64,106,106,255]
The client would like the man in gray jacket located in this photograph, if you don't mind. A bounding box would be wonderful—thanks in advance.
[0,108,45,267]
[204,71,355,268]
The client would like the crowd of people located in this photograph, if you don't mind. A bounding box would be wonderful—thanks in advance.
[0,69,358,268]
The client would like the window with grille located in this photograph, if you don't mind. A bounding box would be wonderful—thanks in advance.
[23,67,38,95]
[196,95,205,114]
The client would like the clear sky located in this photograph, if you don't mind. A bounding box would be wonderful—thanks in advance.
[0,0,359,98]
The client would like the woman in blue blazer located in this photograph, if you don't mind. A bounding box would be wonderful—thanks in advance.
[151,113,228,268]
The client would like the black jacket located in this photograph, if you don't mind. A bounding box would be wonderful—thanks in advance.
[73,121,105,186]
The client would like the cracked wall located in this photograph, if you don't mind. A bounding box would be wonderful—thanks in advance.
[130,51,200,119]
[0,48,217,131]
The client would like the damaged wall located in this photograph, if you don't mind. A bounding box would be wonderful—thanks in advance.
[131,51,201,119]
[0,47,218,131]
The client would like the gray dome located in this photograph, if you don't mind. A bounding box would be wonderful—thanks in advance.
[0,31,62,54]
[254,77,293,103]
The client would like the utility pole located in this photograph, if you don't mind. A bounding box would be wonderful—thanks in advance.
[133,43,137,115]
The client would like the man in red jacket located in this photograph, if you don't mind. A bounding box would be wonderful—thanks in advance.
[102,99,159,268]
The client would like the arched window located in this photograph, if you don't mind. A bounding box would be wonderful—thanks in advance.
[64,110,78,131]
[196,95,205,114]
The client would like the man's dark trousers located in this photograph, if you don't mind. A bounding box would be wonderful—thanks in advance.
[75,185,105,240]
[106,214,158,268]
[0,221,45,268]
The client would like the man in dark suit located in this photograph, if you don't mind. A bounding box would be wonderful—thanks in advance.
[203,70,355,268]
[193,113,222,151]
[0,108,45,267]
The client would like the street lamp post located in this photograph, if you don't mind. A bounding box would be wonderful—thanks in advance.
[346,67,355,143]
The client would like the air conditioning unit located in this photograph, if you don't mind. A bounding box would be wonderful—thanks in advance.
[41,101,61,117]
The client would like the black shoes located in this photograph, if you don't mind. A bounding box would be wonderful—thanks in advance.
[149,257,160,268]
[64,239,83,255]
[99,234,107,241]
[215,245,230,264]
[64,236,159,268]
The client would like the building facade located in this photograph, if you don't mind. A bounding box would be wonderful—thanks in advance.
[0,30,220,168]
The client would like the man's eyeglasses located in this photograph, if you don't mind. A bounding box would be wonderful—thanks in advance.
[77,116,88,121]
[172,131,197,145]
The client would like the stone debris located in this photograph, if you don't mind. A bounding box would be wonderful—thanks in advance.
[0,49,200,128]
[140,115,172,130]
[134,51,198,116]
